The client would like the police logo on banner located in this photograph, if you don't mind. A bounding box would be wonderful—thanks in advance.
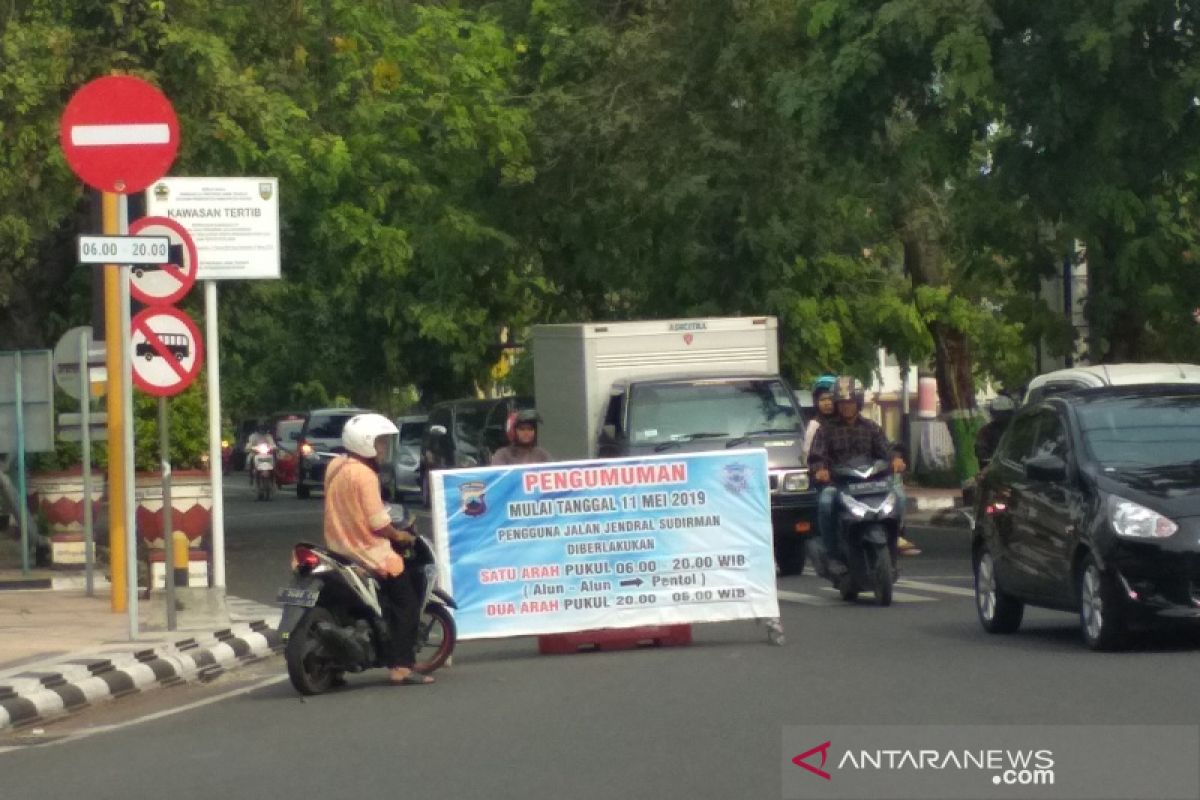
[459,481,487,516]
[722,462,749,494]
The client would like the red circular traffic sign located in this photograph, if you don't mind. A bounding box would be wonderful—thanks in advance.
[59,76,179,194]
[128,216,198,305]
[130,307,204,397]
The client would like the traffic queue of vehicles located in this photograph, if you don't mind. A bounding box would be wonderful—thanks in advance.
[230,319,1200,652]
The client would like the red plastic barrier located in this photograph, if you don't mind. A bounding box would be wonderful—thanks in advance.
[537,624,692,655]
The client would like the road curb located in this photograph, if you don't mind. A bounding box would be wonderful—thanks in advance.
[0,620,282,733]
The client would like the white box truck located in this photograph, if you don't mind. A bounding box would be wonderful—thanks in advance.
[531,316,817,574]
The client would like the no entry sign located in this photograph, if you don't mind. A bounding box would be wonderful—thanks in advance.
[128,216,198,305]
[130,307,204,397]
[60,76,179,194]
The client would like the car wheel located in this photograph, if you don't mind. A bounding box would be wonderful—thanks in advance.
[974,546,1023,633]
[1079,555,1128,651]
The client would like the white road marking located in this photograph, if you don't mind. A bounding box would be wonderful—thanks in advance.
[70,123,171,146]
[0,674,288,756]
[896,579,977,597]
[777,588,936,604]
[776,590,828,605]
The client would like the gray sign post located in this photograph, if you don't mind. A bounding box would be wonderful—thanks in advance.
[0,351,54,574]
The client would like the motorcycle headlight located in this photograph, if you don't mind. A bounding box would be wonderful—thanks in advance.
[842,494,871,520]
[782,472,810,492]
[1108,495,1177,540]
[878,492,899,516]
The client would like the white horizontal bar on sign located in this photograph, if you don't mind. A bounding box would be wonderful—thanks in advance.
[70,123,171,146]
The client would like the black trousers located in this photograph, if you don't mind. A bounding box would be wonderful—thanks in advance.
[377,568,422,669]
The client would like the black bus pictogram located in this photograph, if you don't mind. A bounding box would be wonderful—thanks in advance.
[137,332,190,362]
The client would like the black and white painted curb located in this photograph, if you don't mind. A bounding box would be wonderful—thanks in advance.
[0,618,282,732]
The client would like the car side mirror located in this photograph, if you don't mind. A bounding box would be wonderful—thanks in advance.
[1025,453,1067,482]
[429,424,447,437]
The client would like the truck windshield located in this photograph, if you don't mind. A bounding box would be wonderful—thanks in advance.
[628,379,800,445]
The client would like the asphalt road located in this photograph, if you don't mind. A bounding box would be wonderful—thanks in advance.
[2,477,1199,800]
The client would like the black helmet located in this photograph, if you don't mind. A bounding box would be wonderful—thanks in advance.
[833,376,864,407]
[514,409,542,426]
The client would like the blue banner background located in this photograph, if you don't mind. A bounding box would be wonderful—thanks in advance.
[432,450,780,639]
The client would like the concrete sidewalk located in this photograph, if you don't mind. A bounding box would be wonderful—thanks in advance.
[0,574,282,732]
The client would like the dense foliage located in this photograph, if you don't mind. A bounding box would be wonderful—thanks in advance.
[3,0,1199,477]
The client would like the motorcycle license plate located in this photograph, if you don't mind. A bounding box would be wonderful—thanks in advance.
[276,587,319,607]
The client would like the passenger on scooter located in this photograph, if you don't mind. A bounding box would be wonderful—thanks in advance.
[803,374,839,455]
[323,413,434,686]
[807,376,907,577]
[492,409,553,465]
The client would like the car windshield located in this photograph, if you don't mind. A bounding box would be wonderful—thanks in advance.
[275,419,304,449]
[307,413,356,439]
[628,379,799,445]
[399,422,426,446]
[1079,394,1200,470]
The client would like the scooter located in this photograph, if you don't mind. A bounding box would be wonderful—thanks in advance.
[809,457,901,606]
[278,509,457,695]
[251,442,275,501]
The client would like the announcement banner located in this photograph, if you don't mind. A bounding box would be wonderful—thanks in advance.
[432,450,780,640]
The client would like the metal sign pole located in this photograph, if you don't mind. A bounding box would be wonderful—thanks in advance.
[14,352,30,575]
[120,196,139,640]
[79,329,95,596]
[160,396,175,630]
[206,280,225,589]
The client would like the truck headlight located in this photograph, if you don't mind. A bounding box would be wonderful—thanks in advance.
[782,472,809,492]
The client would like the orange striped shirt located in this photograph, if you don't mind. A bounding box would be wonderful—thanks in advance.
[323,456,403,576]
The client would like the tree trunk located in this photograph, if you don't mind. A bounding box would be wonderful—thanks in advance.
[903,213,982,483]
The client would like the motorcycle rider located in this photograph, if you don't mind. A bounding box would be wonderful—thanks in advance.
[323,413,433,686]
[803,374,839,455]
[492,409,553,465]
[808,376,907,577]
[245,422,277,486]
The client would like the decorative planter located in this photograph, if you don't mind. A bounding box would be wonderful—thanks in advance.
[134,470,213,547]
[26,469,106,569]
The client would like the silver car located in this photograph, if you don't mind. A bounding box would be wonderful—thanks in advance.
[380,414,428,501]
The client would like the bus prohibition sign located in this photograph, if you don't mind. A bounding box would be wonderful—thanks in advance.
[130,306,204,397]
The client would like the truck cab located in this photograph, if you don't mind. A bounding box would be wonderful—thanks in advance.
[597,374,815,574]
[533,316,818,575]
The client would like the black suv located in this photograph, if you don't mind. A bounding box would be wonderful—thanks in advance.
[419,396,533,504]
[295,407,370,499]
[973,385,1200,650]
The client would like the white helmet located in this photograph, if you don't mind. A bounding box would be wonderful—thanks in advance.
[341,413,398,458]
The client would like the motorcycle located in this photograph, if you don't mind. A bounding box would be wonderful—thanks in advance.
[278,510,457,695]
[220,439,233,475]
[808,457,901,606]
[251,442,276,501]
